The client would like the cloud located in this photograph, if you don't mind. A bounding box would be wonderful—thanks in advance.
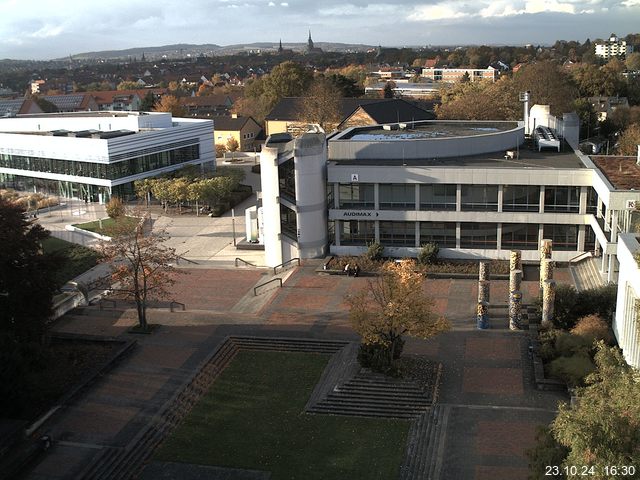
[29,23,65,38]
[408,0,638,21]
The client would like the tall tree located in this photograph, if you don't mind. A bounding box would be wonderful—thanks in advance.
[0,198,59,342]
[261,61,313,109]
[152,94,186,117]
[99,217,181,331]
[301,78,343,130]
[552,343,640,473]
[346,260,449,369]
[616,123,640,156]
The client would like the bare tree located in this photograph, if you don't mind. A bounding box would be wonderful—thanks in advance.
[301,78,343,131]
[99,214,183,331]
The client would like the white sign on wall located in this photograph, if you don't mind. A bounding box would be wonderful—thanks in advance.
[350,174,359,182]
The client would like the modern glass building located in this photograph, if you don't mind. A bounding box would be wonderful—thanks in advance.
[0,111,215,202]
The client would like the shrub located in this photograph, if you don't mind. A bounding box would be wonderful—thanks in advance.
[105,197,125,218]
[554,331,592,357]
[570,314,612,344]
[526,425,569,480]
[215,143,227,157]
[574,284,617,326]
[548,353,595,387]
[417,242,439,265]
[365,242,384,262]
[357,337,405,374]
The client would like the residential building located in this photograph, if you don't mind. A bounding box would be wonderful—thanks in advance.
[595,34,633,59]
[421,67,497,83]
[588,96,629,122]
[214,114,263,151]
[0,111,214,202]
[179,94,238,118]
[41,93,99,112]
[265,98,434,137]
[0,98,43,117]
[364,82,440,98]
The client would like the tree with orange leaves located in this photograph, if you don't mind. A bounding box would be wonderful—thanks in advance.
[98,213,183,331]
[346,259,449,371]
[152,94,186,117]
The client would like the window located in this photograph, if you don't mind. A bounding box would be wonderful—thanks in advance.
[502,185,540,212]
[420,222,456,247]
[501,223,539,250]
[340,220,375,245]
[544,186,579,213]
[460,223,497,249]
[339,184,374,209]
[543,224,578,251]
[379,221,415,246]
[278,158,295,202]
[461,185,498,211]
[587,187,598,215]
[420,184,456,211]
[280,204,297,240]
[379,184,415,210]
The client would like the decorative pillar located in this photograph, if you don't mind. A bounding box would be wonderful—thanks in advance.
[509,290,523,330]
[478,280,490,304]
[541,279,556,329]
[476,301,489,330]
[509,269,523,295]
[539,258,555,290]
[540,239,552,260]
[479,261,490,281]
[509,250,522,273]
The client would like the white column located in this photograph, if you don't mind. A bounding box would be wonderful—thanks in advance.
[456,222,461,249]
[374,183,379,210]
[578,225,586,252]
[415,221,420,247]
[579,186,587,215]
[456,184,462,211]
[497,185,504,213]
[539,185,545,214]
[497,223,503,251]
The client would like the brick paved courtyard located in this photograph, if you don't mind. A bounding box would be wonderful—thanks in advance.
[26,262,568,480]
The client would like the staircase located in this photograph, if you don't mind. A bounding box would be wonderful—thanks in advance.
[399,404,451,480]
[570,256,604,291]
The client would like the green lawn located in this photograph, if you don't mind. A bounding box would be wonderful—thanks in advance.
[155,351,410,480]
[41,237,100,285]
[72,216,138,234]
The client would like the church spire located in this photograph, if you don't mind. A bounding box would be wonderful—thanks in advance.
[307,29,314,52]
[278,39,283,53]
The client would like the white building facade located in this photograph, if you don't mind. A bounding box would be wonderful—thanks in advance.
[595,34,633,59]
[0,112,215,202]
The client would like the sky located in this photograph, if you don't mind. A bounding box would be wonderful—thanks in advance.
[0,0,639,60]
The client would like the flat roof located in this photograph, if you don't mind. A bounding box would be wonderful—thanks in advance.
[592,156,640,190]
[341,121,519,141]
[330,140,586,169]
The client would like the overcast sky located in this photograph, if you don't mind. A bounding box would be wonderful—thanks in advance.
[0,0,639,60]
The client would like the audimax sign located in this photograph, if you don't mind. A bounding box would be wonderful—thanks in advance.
[343,211,379,217]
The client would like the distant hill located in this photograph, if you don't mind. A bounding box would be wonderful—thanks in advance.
[64,42,375,60]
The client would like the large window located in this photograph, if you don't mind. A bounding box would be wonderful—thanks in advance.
[544,186,579,213]
[460,223,497,249]
[461,185,498,211]
[543,224,578,251]
[278,158,295,202]
[338,184,374,209]
[420,222,456,247]
[379,184,415,210]
[340,220,375,245]
[420,184,456,211]
[501,223,539,250]
[280,205,297,240]
[502,185,540,212]
[0,143,200,181]
[379,221,415,246]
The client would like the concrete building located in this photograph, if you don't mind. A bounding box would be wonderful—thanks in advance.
[0,111,215,202]
[613,232,640,368]
[595,34,633,59]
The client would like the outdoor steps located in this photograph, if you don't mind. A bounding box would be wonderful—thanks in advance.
[400,404,451,480]
[570,256,604,292]
[307,370,433,419]
[78,336,350,480]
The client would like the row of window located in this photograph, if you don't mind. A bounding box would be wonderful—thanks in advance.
[0,145,200,181]
[335,184,597,214]
[338,220,585,251]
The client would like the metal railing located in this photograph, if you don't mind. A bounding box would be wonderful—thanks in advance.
[569,251,593,264]
[273,258,300,275]
[235,257,257,267]
[254,278,282,296]
[170,301,185,312]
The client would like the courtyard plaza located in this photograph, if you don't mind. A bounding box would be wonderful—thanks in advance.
[26,162,567,478]
[24,248,567,479]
